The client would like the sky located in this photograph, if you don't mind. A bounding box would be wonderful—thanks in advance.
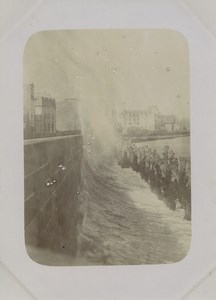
[24,29,190,131]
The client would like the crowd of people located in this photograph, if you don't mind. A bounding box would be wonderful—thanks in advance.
[114,142,191,221]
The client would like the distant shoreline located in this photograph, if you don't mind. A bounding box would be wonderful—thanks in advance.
[126,133,190,143]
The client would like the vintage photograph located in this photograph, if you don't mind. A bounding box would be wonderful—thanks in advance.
[24,29,191,265]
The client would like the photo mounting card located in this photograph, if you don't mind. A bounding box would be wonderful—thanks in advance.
[23,29,191,266]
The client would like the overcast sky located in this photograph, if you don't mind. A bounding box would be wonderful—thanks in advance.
[24,29,190,120]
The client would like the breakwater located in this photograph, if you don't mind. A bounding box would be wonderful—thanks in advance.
[24,135,83,264]
[129,132,190,143]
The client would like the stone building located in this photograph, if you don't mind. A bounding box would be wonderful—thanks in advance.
[121,110,143,128]
[24,83,35,138]
[161,115,176,132]
[115,103,189,134]
[34,96,56,137]
[179,117,190,131]
[145,106,162,131]
[120,105,162,133]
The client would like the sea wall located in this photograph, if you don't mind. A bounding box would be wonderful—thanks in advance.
[130,133,190,143]
[24,135,83,262]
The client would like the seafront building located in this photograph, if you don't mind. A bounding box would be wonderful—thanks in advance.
[160,115,176,132]
[34,95,56,137]
[24,83,83,139]
[24,83,56,138]
[119,105,163,133]
[24,83,35,139]
[117,104,189,134]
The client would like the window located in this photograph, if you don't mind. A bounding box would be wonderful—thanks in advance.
[35,107,42,115]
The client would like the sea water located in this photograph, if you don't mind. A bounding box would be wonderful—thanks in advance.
[76,137,191,265]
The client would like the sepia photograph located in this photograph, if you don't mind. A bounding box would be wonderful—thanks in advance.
[23,29,191,266]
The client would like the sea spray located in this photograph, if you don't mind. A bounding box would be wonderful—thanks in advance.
[76,139,191,265]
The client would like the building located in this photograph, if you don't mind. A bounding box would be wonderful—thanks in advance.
[34,96,56,137]
[114,102,190,135]
[24,84,56,138]
[121,110,143,128]
[56,98,81,133]
[120,105,162,133]
[179,117,190,131]
[145,106,162,131]
[24,83,35,138]
[161,115,176,132]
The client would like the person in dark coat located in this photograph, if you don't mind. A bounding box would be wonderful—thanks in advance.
[122,150,130,168]
[132,152,140,172]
